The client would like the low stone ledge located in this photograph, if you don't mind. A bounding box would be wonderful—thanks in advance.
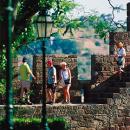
[0,104,110,129]
[1,104,129,129]
[0,104,110,118]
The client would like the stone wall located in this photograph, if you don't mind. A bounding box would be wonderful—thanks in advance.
[91,55,117,87]
[0,104,120,129]
[33,55,77,85]
[1,102,130,130]
[9,34,130,130]
[84,54,130,103]
[32,54,79,103]
[90,54,130,89]
[83,55,117,103]
[12,55,80,103]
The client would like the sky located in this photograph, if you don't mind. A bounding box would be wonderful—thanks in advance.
[73,0,129,21]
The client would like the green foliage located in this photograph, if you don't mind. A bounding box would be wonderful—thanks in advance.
[0,79,6,96]
[0,0,78,77]
[52,0,78,34]
[16,1,24,16]
[0,79,6,104]
[13,25,36,51]
[0,49,6,72]
[0,117,68,130]
[85,14,110,39]
[79,12,126,41]
[0,0,126,84]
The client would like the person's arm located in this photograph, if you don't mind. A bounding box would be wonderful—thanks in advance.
[52,67,56,83]
[117,48,126,57]
[122,48,126,57]
[68,68,71,83]
[59,70,62,80]
[26,64,36,79]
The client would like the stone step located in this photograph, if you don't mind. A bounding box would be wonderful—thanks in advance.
[104,87,120,93]
[71,96,81,103]
[126,82,130,87]
[85,97,108,104]
[86,93,113,99]
[109,82,126,87]
[88,87,130,105]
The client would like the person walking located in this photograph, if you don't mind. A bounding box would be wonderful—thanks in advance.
[19,57,35,104]
[46,60,57,104]
[59,62,71,104]
[115,42,126,80]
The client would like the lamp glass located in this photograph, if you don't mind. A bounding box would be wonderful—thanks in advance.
[35,15,53,38]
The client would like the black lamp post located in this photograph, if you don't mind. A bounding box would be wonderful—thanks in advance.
[5,0,14,130]
[34,10,53,130]
[127,2,130,31]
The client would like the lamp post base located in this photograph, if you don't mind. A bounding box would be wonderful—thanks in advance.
[41,123,50,130]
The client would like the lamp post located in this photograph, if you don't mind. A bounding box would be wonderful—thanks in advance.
[5,0,14,130]
[34,9,53,130]
[127,2,130,31]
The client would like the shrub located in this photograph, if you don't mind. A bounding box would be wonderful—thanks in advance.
[0,117,68,130]
[0,79,6,104]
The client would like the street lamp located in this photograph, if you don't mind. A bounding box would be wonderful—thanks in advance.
[35,11,53,38]
[34,9,53,130]
[5,0,14,130]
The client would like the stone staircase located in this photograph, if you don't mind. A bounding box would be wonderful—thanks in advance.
[84,55,130,104]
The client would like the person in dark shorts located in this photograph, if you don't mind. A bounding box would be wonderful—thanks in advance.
[59,62,71,104]
[46,60,57,104]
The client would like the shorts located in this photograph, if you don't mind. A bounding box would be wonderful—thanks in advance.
[64,83,71,88]
[117,57,125,69]
[47,83,56,93]
[20,80,31,89]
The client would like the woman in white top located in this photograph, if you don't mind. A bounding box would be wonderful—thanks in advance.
[59,62,71,104]
[115,42,126,79]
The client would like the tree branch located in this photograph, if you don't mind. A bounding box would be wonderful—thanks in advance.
[13,0,39,39]
[107,0,126,30]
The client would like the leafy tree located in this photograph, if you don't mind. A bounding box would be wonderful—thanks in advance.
[0,0,127,83]
[0,0,78,83]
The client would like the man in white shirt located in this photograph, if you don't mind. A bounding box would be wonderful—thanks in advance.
[46,60,57,104]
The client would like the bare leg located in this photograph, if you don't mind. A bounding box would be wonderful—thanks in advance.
[20,87,24,100]
[118,68,122,80]
[26,87,31,102]
[66,85,71,103]
[52,92,56,103]
[47,88,52,102]
[63,87,67,102]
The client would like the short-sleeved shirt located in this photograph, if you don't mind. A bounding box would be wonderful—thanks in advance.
[19,63,31,81]
[47,66,57,84]
[118,48,126,57]
[61,69,70,80]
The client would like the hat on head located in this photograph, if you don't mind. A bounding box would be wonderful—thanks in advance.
[47,59,53,64]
